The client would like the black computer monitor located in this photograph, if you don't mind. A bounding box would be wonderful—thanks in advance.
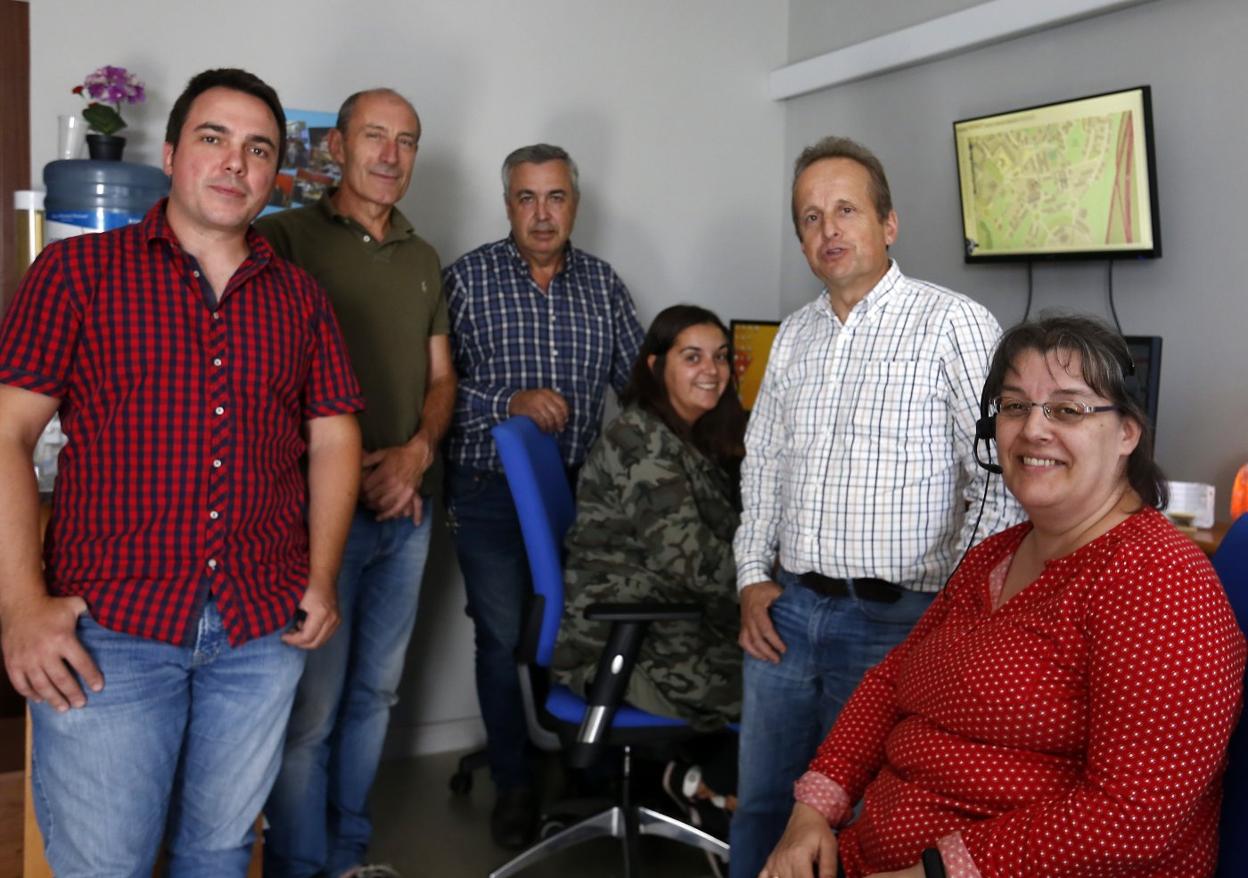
[1123,335,1162,437]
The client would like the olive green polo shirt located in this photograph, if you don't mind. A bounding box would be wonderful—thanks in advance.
[256,194,449,494]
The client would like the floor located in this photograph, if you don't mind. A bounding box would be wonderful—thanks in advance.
[0,770,20,878]
[367,749,722,877]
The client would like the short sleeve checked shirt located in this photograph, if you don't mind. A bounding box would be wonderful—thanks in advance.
[0,201,363,647]
[444,236,644,471]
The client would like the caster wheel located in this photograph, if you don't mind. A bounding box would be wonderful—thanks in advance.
[449,771,473,795]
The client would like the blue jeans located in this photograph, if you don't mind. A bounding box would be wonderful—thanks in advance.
[728,570,935,878]
[29,596,305,878]
[264,507,433,878]
[446,464,536,792]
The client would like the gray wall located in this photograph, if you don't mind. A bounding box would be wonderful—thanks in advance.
[787,0,985,61]
[782,0,1248,501]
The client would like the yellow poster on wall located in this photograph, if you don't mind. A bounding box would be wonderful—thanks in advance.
[730,320,780,411]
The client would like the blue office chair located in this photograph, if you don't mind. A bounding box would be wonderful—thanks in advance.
[487,415,730,878]
[1215,515,1248,877]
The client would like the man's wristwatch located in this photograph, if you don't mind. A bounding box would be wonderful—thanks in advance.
[921,847,947,878]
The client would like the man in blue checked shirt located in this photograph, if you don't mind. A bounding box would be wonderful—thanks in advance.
[443,143,644,849]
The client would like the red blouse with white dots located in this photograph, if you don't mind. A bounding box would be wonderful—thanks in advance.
[795,507,1245,877]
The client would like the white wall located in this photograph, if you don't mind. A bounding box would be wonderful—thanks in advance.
[29,0,788,754]
[781,0,1248,499]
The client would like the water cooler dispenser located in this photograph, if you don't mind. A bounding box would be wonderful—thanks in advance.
[12,159,169,490]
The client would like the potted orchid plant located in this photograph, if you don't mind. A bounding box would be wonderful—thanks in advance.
[73,65,146,160]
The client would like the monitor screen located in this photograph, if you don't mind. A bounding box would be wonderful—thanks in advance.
[954,86,1161,262]
[1123,334,1162,438]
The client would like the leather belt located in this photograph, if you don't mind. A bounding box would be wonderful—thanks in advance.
[796,572,903,604]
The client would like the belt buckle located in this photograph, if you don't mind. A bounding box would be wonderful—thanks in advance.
[797,572,848,598]
[854,577,902,604]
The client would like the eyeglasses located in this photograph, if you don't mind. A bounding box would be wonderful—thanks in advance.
[991,396,1120,425]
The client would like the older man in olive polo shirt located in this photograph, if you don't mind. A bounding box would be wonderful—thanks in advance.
[256,88,456,878]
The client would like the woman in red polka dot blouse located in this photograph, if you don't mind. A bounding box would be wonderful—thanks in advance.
[761,315,1246,878]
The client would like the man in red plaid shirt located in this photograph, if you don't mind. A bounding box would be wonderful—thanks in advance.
[0,68,363,877]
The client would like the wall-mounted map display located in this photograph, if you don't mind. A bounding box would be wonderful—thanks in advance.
[954,86,1161,262]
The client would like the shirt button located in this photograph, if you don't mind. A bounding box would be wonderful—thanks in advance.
[209,510,220,520]
[214,406,225,416]
[213,459,223,468]
[192,270,201,278]
[212,313,220,321]
[207,558,218,570]
[552,350,559,357]
[213,358,222,367]
[363,234,371,243]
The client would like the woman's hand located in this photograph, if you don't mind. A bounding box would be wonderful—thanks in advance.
[758,803,839,878]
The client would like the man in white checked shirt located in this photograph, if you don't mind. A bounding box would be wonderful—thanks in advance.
[728,137,1022,878]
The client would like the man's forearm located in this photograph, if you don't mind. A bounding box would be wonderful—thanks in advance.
[407,369,456,457]
[0,436,50,618]
[401,334,456,482]
[0,386,61,619]
[305,415,362,591]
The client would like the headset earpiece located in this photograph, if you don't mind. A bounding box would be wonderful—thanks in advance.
[974,385,1003,475]
[1118,342,1141,400]
[976,415,996,442]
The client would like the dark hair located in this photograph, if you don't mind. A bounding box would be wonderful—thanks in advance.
[165,68,287,162]
[790,136,893,235]
[621,305,746,469]
[982,313,1167,509]
[335,88,421,137]
[501,143,580,199]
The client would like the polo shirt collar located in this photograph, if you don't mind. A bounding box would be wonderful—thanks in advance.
[318,188,414,244]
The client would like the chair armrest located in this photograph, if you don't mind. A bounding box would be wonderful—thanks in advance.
[582,602,701,623]
[569,603,703,768]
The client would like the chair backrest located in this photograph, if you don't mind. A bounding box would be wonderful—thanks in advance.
[1214,515,1248,877]
[491,416,577,668]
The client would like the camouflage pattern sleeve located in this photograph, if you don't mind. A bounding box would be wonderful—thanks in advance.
[552,406,742,729]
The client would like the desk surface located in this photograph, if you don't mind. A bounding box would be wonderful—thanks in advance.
[1191,520,1229,556]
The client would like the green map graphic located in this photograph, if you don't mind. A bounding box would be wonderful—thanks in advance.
[965,110,1139,255]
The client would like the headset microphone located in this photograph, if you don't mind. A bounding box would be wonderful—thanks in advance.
[940,378,1003,595]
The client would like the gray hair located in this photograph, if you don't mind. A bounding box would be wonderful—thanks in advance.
[790,136,892,235]
[335,88,420,136]
[501,144,580,199]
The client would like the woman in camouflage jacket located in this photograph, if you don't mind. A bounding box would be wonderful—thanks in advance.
[553,305,747,730]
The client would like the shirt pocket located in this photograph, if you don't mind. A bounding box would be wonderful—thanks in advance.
[228,296,314,429]
[847,359,946,447]
[561,299,611,377]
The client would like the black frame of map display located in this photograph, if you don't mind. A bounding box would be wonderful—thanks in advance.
[953,85,1161,263]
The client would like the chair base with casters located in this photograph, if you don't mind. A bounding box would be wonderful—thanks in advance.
[448,747,487,795]
[489,744,728,878]
[487,416,733,878]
